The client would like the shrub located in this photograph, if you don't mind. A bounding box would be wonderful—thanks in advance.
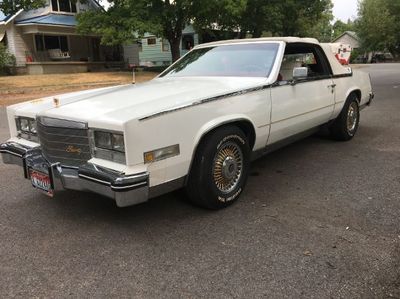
[0,44,16,75]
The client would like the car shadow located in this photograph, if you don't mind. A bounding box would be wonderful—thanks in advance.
[40,133,334,224]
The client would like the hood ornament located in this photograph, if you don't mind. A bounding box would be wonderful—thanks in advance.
[53,98,60,108]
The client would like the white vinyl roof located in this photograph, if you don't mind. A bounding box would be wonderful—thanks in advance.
[195,37,320,49]
[194,37,351,75]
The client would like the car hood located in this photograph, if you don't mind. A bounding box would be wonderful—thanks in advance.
[9,76,269,126]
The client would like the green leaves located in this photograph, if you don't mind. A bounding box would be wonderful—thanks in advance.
[0,0,46,16]
[76,7,158,46]
[0,44,16,75]
[356,0,398,53]
[76,0,334,62]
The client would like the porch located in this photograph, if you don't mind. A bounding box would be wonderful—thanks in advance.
[16,22,124,74]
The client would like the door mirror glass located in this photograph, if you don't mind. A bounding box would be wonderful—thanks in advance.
[293,67,308,80]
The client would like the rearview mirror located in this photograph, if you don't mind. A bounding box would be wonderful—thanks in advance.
[293,67,308,81]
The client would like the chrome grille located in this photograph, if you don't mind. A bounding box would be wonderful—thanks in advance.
[37,118,91,167]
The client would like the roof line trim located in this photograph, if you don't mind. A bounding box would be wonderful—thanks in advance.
[0,9,23,25]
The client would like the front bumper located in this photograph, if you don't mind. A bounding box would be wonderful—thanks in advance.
[0,141,149,207]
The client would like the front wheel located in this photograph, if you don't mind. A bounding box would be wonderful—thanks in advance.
[186,126,251,209]
[330,94,360,141]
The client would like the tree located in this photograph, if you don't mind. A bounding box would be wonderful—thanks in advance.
[78,0,219,62]
[301,1,334,42]
[332,20,355,40]
[0,43,16,75]
[0,0,46,16]
[274,0,333,37]
[199,0,334,39]
[355,0,397,54]
[77,0,334,62]
[383,0,400,55]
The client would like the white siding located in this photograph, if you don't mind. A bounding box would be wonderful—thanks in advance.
[138,25,199,66]
[6,25,29,66]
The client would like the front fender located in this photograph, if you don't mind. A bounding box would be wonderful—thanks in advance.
[192,114,255,150]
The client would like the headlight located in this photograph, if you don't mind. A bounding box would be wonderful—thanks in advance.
[112,134,125,152]
[15,116,38,141]
[29,119,37,134]
[94,131,112,150]
[20,118,30,132]
[90,130,126,163]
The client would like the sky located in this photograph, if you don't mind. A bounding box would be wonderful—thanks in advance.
[332,0,359,22]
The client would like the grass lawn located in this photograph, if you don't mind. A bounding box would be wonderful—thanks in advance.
[0,71,158,106]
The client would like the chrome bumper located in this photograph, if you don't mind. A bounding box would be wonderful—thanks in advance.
[360,92,374,110]
[368,91,374,105]
[0,142,149,207]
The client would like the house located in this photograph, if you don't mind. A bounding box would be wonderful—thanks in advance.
[332,31,360,50]
[127,25,238,67]
[332,30,394,63]
[136,25,199,67]
[0,0,123,74]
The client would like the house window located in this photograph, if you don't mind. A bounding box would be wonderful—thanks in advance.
[162,39,169,52]
[147,38,156,45]
[35,35,44,51]
[52,0,77,13]
[35,35,69,52]
[182,34,194,50]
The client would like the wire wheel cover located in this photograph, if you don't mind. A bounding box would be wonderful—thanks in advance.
[212,141,243,193]
[347,102,358,134]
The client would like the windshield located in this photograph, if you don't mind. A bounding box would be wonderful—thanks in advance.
[160,43,279,78]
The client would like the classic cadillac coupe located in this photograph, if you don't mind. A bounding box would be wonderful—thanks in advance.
[0,37,374,209]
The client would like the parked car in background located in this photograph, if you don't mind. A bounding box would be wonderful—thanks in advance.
[1,37,374,209]
[371,52,394,63]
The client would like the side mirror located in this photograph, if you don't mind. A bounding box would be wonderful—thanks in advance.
[293,67,308,81]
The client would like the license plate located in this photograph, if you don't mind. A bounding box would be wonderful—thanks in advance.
[29,169,54,197]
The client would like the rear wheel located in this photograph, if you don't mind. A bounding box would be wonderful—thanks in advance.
[330,93,360,141]
[186,126,251,209]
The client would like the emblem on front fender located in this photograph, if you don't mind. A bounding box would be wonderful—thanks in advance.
[66,145,82,154]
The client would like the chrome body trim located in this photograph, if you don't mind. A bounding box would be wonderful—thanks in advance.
[139,84,271,121]
[139,71,356,122]
[0,141,149,208]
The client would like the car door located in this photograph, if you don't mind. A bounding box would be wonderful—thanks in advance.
[267,43,335,145]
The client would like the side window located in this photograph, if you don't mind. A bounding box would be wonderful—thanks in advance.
[278,44,330,81]
[279,53,308,81]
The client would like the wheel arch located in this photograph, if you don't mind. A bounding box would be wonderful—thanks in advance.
[346,88,362,103]
[185,116,256,185]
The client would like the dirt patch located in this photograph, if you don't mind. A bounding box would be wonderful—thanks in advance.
[0,71,158,106]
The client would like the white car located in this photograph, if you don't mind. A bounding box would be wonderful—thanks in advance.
[0,37,374,209]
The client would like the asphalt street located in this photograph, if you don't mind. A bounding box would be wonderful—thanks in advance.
[0,64,399,298]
